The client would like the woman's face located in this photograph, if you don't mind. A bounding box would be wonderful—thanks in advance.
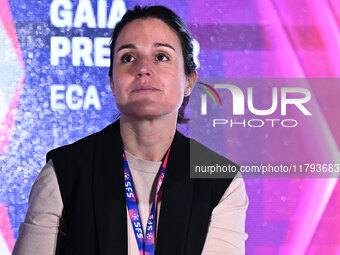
[111,18,196,121]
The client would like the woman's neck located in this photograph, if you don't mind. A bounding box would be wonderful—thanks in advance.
[119,114,177,161]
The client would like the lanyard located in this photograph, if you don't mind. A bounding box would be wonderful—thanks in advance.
[123,147,171,255]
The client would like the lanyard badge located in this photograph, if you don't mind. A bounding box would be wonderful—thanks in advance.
[123,147,171,255]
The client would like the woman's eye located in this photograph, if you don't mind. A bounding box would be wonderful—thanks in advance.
[121,54,135,63]
[156,54,169,62]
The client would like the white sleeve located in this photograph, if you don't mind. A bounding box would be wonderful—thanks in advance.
[12,159,64,255]
[201,172,249,255]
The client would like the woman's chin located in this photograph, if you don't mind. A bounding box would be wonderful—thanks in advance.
[117,99,179,120]
[121,109,176,122]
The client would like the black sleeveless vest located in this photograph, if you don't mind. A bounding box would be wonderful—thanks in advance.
[47,120,237,255]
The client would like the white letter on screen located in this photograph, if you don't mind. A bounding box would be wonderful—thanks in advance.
[97,0,107,28]
[66,85,84,110]
[215,84,245,115]
[281,88,312,115]
[193,39,200,68]
[94,37,110,67]
[248,87,278,115]
[107,0,126,28]
[72,37,93,66]
[50,37,71,65]
[51,85,66,110]
[74,0,96,28]
[83,86,101,110]
[50,0,73,27]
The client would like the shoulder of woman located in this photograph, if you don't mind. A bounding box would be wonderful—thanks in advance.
[46,121,120,163]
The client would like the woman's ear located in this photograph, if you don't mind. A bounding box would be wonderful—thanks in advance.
[109,77,115,96]
[185,70,198,96]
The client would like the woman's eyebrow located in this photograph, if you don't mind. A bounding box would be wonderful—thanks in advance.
[116,43,175,52]
[154,43,175,51]
[117,44,136,52]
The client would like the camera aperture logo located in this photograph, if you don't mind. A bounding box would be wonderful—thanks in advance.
[197,82,223,110]
[197,81,312,128]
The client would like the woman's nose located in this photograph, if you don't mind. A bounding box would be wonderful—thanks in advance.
[136,58,152,77]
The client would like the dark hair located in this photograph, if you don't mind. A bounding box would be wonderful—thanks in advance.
[108,5,197,124]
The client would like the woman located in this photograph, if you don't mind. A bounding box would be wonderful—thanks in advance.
[13,5,248,255]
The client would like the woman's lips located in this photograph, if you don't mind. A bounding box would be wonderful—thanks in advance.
[132,87,159,93]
